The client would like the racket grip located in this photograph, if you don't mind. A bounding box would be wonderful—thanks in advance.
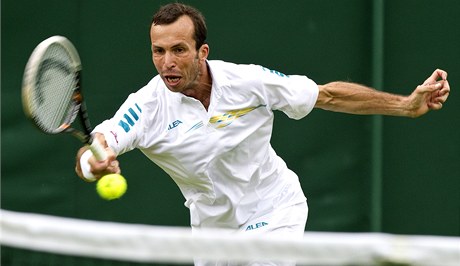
[80,140,108,182]
[90,139,108,161]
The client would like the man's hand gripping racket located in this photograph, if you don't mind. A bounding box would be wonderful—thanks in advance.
[21,35,118,182]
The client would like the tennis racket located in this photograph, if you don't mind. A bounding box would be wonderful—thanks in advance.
[21,35,107,166]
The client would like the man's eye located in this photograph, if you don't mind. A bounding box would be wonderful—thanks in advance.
[153,48,164,54]
[174,47,185,53]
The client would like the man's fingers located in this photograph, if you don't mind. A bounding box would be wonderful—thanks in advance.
[429,80,449,110]
[107,160,121,174]
[88,157,109,174]
[432,68,448,80]
[423,69,448,85]
[440,80,450,95]
[417,82,442,93]
[88,155,121,176]
[438,69,448,80]
[428,101,444,110]
[432,80,450,98]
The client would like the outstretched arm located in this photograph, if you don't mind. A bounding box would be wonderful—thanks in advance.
[315,69,450,118]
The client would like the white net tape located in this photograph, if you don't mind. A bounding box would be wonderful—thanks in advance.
[1,209,459,265]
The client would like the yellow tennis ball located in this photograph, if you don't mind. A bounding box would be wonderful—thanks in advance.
[96,174,127,200]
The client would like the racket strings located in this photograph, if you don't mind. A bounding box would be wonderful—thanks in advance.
[31,44,79,133]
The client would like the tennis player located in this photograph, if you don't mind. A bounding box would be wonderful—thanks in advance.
[75,3,450,265]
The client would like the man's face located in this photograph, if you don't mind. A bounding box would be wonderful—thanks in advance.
[150,15,208,93]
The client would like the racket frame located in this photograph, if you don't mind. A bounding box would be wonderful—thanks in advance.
[22,35,107,161]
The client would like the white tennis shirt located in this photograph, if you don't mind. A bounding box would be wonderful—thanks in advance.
[94,60,318,229]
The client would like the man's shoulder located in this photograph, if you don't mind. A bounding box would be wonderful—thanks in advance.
[143,75,164,91]
[207,60,238,71]
[208,60,265,82]
[122,75,165,106]
[208,60,259,71]
[133,75,164,96]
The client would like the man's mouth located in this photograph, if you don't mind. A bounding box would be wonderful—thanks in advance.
[166,76,180,83]
[163,74,182,87]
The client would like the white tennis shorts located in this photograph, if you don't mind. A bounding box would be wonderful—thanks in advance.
[194,201,308,266]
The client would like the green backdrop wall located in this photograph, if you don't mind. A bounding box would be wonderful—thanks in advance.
[2,0,459,238]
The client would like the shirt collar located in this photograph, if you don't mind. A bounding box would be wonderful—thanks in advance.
[207,60,230,100]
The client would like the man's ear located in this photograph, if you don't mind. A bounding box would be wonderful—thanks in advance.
[199,44,209,61]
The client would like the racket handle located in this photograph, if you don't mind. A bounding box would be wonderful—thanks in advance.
[80,140,108,182]
[89,139,108,161]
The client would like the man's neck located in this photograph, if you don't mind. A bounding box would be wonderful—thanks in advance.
[182,63,212,110]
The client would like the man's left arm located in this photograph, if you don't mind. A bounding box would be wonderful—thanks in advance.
[315,69,450,118]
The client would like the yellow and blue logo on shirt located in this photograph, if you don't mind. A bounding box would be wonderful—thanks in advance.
[209,105,264,129]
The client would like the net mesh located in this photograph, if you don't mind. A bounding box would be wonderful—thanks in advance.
[1,209,459,266]
[27,43,79,133]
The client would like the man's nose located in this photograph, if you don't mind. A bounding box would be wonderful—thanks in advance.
[164,52,176,69]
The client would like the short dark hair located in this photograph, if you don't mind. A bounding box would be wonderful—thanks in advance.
[151,3,207,50]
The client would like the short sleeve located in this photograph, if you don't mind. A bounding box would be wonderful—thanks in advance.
[256,66,319,120]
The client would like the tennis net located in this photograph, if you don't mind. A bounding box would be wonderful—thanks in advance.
[1,209,459,265]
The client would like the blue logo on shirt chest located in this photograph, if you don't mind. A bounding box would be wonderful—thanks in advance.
[168,120,183,130]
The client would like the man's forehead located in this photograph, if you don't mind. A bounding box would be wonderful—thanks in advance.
[151,15,195,40]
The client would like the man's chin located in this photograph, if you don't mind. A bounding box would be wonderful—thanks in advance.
[163,79,183,92]
[166,86,181,93]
